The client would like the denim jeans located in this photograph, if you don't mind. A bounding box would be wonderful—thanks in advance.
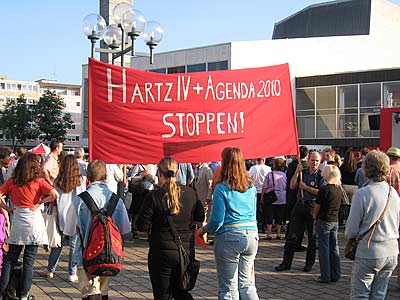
[214,230,259,300]
[316,219,341,282]
[0,244,38,298]
[350,255,397,299]
[47,234,78,275]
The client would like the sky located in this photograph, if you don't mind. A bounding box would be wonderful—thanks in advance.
[2,0,400,85]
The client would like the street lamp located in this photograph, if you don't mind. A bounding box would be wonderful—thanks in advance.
[82,1,164,65]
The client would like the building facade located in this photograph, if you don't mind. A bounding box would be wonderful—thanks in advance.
[0,75,83,151]
[130,0,400,150]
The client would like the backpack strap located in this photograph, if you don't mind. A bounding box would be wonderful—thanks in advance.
[78,191,99,215]
[105,193,120,217]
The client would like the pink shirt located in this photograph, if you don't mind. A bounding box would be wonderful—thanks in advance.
[43,153,59,182]
[262,171,287,205]
[389,163,400,196]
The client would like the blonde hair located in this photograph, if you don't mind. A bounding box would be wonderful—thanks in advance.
[322,165,341,184]
[220,147,252,192]
[158,157,181,214]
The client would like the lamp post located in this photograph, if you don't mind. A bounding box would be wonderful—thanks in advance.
[82,1,164,66]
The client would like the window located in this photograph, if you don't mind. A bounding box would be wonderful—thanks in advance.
[0,83,4,89]
[207,61,228,71]
[74,90,80,96]
[187,63,206,73]
[0,98,4,103]
[296,88,315,111]
[360,83,381,108]
[76,102,80,107]
[17,84,22,91]
[383,81,400,108]
[316,87,336,138]
[66,135,80,142]
[167,66,185,74]
[149,68,166,74]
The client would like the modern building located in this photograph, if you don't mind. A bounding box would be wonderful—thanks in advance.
[130,0,400,150]
[0,75,83,151]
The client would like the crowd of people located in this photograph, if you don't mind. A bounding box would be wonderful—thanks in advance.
[0,141,397,299]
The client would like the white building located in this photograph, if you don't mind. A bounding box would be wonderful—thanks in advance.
[130,0,400,150]
[0,75,83,150]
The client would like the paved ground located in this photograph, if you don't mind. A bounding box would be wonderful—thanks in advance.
[30,228,400,300]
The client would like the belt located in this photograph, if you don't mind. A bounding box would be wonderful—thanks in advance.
[222,222,257,229]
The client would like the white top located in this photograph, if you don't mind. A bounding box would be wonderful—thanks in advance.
[56,185,85,232]
[247,164,271,193]
[105,164,123,194]
[9,207,48,245]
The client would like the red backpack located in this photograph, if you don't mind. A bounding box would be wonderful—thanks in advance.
[78,191,124,276]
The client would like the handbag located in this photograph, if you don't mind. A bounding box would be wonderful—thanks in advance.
[43,205,62,248]
[160,196,200,291]
[128,164,145,195]
[263,172,278,205]
[344,186,392,260]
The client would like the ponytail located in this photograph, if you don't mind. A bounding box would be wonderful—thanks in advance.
[159,157,181,214]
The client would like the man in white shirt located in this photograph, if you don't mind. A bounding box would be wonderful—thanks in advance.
[248,158,271,232]
[105,164,124,194]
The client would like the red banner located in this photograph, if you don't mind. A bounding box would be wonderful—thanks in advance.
[88,58,298,164]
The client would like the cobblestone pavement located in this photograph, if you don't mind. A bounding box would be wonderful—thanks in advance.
[30,228,400,300]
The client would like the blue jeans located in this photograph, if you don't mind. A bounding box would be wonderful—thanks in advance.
[351,255,397,299]
[316,220,341,282]
[214,230,259,300]
[0,244,38,298]
[47,234,78,275]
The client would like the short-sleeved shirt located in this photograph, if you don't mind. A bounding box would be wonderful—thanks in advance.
[0,178,53,208]
[297,168,324,202]
[43,153,59,182]
[315,184,342,222]
[389,164,400,196]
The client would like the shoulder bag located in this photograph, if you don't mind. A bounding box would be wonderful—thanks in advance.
[159,196,200,291]
[263,172,278,205]
[128,164,145,195]
[344,186,392,260]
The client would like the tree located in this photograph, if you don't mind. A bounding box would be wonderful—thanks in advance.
[0,94,36,150]
[34,90,73,142]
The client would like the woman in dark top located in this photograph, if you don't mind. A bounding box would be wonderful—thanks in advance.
[340,150,358,185]
[313,165,342,283]
[135,157,205,300]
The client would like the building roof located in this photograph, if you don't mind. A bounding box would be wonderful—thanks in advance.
[272,0,371,39]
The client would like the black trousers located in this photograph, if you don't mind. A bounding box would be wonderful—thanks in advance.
[283,202,317,267]
[148,247,194,300]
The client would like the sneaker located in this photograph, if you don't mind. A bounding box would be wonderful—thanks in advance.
[45,270,54,279]
[68,274,78,282]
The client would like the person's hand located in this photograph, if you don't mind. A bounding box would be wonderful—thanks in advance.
[296,163,303,173]
[197,226,207,237]
[299,181,308,191]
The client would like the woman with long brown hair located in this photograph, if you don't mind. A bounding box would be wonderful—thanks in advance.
[198,147,259,300]
[0,153,58,300]
[135,157,204,300]
[46,154,85,282]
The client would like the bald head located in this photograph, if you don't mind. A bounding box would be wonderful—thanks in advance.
[308,151,321,172]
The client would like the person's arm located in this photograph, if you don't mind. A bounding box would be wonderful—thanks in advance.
[345,190,364,239]
[186,164,194,186]
[38,189,59,205]
[290,164,302,190]
[134,192,154,232]
[202,184,226,235]
[205,168,214,204]
[43,170,53,186]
